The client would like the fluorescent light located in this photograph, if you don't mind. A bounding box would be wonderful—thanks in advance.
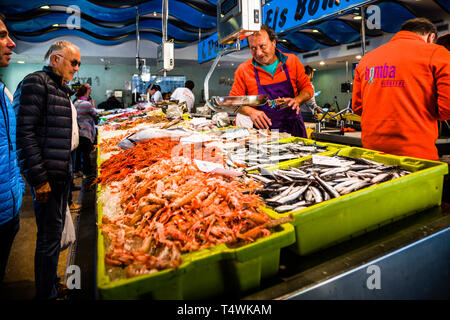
[17,61,25,64]
[353,16,362,20]
[313,29,319,33]
[356,55,362,59]
[319,61,325,65]
[52,24,59,27]
[40,5,50,9]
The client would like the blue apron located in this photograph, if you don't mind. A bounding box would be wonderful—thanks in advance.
[254,64,307,138]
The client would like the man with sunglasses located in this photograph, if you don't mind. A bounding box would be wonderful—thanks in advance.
[13,40,81,299]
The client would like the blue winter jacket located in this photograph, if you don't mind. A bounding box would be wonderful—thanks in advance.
[0,81,25,226]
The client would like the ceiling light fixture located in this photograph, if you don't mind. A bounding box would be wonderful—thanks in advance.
[40,5,50,9]
[313,29,319,33]
[313,68,317,71]
[153,12,157,16]
[17,61,25,64]
[356,55,362,59]
[319,61,325,65]
[353,16,362,20]
[52,24,59,27]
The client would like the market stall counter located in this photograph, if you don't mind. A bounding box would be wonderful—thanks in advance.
[87,106,449,300]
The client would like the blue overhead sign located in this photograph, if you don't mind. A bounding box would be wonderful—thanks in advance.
[198,33,248,64]
[263,0,376,33]
[198,0,376,63]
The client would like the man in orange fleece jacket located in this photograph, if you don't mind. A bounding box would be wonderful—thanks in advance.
[230,25,314,138]
[352,18,450,161]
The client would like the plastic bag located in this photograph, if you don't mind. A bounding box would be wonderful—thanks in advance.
[166,104,184,119]
[212,112,231,128]
[61,204,76,251]
[196,105,211,116]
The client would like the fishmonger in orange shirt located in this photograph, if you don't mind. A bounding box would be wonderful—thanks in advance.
[352,18,450,160]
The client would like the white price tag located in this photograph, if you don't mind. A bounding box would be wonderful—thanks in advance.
[194,160,242,177]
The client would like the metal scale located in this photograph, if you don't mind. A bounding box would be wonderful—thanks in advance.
[204,0,265,114]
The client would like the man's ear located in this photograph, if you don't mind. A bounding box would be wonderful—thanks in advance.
[427,33,436,44]
[50,54,58,65]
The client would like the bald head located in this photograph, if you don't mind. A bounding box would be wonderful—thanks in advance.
[45,41,81,83]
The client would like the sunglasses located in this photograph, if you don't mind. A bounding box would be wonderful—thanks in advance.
[56,54,81,67]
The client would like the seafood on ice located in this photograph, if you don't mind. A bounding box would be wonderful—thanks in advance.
[99,157,292,279]
[249,155,412,213]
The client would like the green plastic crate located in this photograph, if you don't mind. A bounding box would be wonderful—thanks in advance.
[96,190,295,299]
[261,147,448,256]
[274,136,347,151]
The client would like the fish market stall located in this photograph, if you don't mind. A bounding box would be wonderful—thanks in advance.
[91,106,449,299]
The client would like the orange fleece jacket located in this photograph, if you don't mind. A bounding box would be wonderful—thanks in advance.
[229,50,314,100]
[352,31,450,161]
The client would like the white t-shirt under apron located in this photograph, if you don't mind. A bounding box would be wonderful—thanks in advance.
[170,87,195,112]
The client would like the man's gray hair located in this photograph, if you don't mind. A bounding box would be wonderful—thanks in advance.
[44,40,78,65]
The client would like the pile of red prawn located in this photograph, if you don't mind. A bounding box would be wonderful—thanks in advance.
[98,130,138,154]
[96,138,180,185]
[102,114,168,131]
[100,158,292,278]
[96,137,225,185]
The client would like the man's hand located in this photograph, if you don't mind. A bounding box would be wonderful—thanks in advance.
[34,182,51,203]
[276,97,301,114]
[276,90,312,114]
[247,107,272,129]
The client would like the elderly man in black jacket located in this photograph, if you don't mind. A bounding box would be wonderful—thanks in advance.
[14,40,80,300]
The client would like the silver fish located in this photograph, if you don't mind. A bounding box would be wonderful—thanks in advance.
[315,174,341,198]
[334,179,362,192]
[275,201,307,213]
[371,172,391,184]
[266,183,296,202]
[276,183,311,204]
[309,186,323,203]
[247,174,273,184]
[340,181,370,195]
[320,166,351,177]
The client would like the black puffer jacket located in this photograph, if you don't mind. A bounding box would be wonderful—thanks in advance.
[14,66,75,188]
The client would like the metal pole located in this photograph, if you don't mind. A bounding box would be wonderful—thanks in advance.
[204,41,240,112]
[346,60,349,81]
[162,0,168,77]
[162,0,168,42]
[361,7,366,56]
[136,7,140,69]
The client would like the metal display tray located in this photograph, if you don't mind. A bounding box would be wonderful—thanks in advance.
[211,95,268,107]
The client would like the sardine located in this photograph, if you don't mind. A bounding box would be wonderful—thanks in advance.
[275,201,307,213]
[319,166,351,177]
[371,172,391,184]
[276,183,311,204]
[247,174,273,184]
[309,186,323,203]
[340,181,370,195]
[315,174,341,198]
[266,183,296,202]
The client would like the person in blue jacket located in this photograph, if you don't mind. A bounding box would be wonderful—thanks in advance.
[0,14,25,284]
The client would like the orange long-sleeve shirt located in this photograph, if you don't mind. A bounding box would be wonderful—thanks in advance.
[230,50,314,99]
[352,31,450,160]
